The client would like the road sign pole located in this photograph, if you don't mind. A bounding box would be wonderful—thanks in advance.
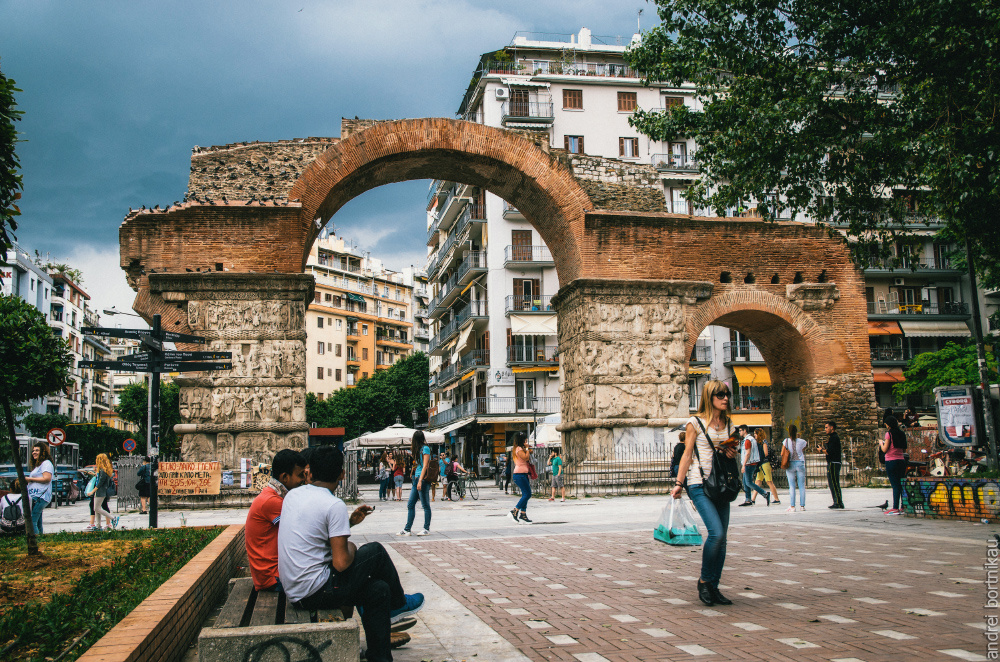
[149,314,161,529]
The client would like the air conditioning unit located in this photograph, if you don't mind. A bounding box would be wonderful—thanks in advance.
[893,277,905,286]
[495,88,509,99]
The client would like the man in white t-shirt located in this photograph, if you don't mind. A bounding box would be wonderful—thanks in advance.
[278,446,424,662]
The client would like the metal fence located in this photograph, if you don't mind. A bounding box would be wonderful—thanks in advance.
[113,455,143,513]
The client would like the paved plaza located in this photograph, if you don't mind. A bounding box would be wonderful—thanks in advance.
[44,482,994,661]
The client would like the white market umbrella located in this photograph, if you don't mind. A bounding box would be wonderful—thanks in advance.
[346,423,445,450]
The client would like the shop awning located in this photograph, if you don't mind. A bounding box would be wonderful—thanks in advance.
[868,320,903,335]
[731,413,772,427]
[510,313,557,335]
[461,369,476,381]
[346,293,366,303]
[873,367,905,383]
[433,419,471,435]
[688,366,711,375]
[477,416,537,424]
[898,320,971,337]
[512,365,558,373]
[732,365,771,387]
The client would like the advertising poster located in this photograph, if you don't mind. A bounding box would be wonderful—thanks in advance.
[935,386,976,447]
[159,461,223,495]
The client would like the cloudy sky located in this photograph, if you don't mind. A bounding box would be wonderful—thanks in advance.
[2,1,646,325]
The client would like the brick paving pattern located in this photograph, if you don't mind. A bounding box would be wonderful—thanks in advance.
[393,522,985,662]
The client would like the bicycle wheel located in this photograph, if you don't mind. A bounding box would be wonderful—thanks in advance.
[456,480,466,499]
[467,478,479,500]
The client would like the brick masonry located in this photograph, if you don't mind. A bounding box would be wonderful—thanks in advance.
[77,524,245,662]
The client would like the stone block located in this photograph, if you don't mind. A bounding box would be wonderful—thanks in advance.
[199,620,360,662]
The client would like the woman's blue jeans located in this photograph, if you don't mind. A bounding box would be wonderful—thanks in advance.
[404,477,431,532]
[513,473,532,511]
[378,476,390,500]
[885,459,906,509]
[742,465,768,501]
[786,460,806,507]
[30,497,47,535]
[686,484,729,587]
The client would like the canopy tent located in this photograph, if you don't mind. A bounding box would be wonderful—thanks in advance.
[344,423,445,450]
[529,413,562,447]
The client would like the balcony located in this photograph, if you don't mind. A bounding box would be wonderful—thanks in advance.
[504,245,553,267]
[376,335,411,349]
[651,153,699,173]
[723,341,764,363]
[503,201,524,220]
[415,307,429,319]
[505,295,555,314]
[690,342,712,364]
[428,252,486,316]
[437,363,459,388]
[428,396,560,428]
[867,301,970,317]
[459,349,490,373]
[500,101,555,126]
[346,327,361,340]
[426,216,441,246]
[870,347,916,363]
[346,355,361,368]
[414,327,430,340]
[864,257,962,274]
[507,345,559,366]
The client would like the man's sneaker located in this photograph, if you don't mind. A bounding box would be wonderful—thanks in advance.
[396,529,411,536]
[738,501,753,507]
[797,506,806,512]
[415,529,430,536]
[519,512,532,524]
[765,492,771,507]
[391,616,417,632]
[509,509,519,523]
[390,593,425,624]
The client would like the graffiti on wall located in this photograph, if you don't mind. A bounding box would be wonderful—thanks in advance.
[902,477,1000,520]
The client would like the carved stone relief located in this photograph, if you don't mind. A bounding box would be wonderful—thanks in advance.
[188,300,305,333]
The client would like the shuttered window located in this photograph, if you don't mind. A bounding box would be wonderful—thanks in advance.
[619,137,639,158]
[617,91,637,111]
[563,89,583,109]
[564,135,585,154]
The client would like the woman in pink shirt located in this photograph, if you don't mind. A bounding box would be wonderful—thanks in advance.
[880,416,908,514]
[509,433,533,524]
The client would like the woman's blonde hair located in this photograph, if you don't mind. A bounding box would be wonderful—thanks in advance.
[95,453,114,476]
[695,379,731,423]
[754,427,768,441]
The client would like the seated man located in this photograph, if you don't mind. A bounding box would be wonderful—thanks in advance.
[245,449,306,592]
[278,446,423,662]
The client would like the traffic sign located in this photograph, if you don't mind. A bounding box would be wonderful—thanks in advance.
[162,350,232,361]
[79,360,232,372]
[82,327,150,339]
[162,331,207,344]
[123,438,137,453]
[46,428,66,446]
[119,352,153,362]
[159,361,233,372]
[79,360,152,371]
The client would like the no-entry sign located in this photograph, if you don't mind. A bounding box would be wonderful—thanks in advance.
[123,438,137,453]
[46,428,66,446]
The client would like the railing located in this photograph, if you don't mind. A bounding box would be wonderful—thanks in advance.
[507,345,559,364]
[426,250,442,278]
[438,363,458,386]
[723,341,764,362]
[453,205,484,241]
[651,153,699,171]
[865,257,957,271]
[428,396,560,427]
[430,318,460,351]
[459,349,490,372]
[501,101,554,120]
[505,295,555,313]
[346,326,359,337]
[455,300,489,325]
[690,342,712,363]
[415,307,429,318]
[503,201,522,217]
[522,60,636,78]
[426,216,441,243]
[866,301,970,316]
[504,245,553,263]
[870,347,916,362]
[455,251,487,281]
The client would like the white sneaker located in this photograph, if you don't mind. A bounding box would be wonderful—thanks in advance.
[415,529,430,536]
[397,529,411,536]
[798,506,806,512]
[785,506,796,513]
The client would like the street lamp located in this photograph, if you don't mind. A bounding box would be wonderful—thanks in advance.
[102,306,143,319]
[531,397,538,447]
[412,409,419,427]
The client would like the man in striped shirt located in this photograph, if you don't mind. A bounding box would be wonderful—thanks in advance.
[246,449,307,592]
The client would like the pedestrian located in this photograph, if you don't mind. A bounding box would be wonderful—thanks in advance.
[391,451,404,501]
[670,432,686,478]
[670,379,739,607]
[782,425,808,512]
[377,452,391,502]
[445,456,467,501]
[503,450,513,494]
[1,479,25,535]
[137,456,152,514]
[750,428,780,505]
[24,442,54,535]
[509,433,533,524]
[548,449,566,502]
[436,453,449,501]
[87,453,119,530]
[398,431,432,537]
[821,421,844,509]
[881,416,908,515]
[245,449,306,593]
[738,425,771,506]
[902,406,920,429]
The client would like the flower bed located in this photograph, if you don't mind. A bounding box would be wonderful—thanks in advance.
[901,476,1000,522]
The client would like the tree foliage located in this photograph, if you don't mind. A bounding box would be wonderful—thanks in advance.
[19,413,137,465]
[893,340,998,397]
[0,61,22,263]
[114,381,181,456]
[626,0,1000,277]
[307,352,430,440]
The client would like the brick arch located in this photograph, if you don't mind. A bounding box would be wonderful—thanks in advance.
[289,118,593,282]
[686,289,852,387]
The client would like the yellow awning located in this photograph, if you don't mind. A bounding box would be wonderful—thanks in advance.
[732,365,771,387]
[868,320,903,335]
[731,413,772,427]
[461,369,476,381]
[688,366,711,375]
[512,365,558,373]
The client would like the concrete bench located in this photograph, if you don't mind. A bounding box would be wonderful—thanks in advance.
[199,578,360,662]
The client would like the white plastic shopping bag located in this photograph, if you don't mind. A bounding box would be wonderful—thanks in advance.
[653,495,703,546]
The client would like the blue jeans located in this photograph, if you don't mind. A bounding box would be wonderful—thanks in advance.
[513,473,532,511]
[404,477,431,532]
[686,484,730,587]
[742,465,768,501]
[30,497,48,535]
[378,476,390,500]
[885,459,906,509]
[786,460,806,507]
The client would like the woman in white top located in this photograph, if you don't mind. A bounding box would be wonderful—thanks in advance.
[25,442,54,534]
[670,379,739,607]
[783,425,808,512]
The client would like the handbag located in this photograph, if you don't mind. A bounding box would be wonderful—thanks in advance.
[654,495,703,546]
[106,474,118,497]
[691,418,742,502]
[85,475,99,497]
[780,439,791,469]
[527,463,538,480]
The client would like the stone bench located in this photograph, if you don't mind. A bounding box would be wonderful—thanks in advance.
[198,578,360,662]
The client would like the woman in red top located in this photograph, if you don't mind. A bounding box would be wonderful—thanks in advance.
[392,451,405,501]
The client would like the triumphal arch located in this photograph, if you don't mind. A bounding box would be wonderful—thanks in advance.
[119,118,879,466]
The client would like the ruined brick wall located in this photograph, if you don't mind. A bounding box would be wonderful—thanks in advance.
[554,151,667,212]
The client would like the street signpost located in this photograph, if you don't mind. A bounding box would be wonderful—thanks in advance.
[123,438,137,453]
[81,315,230,528]
[46,428,66,446]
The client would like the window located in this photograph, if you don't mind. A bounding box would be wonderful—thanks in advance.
[617,91,637,112]
[317,341,325,354]
[619,137,639,158]
[328,368,332,376]
[663,96,683,109]
[314,292,321,302]
[384,285,389,297]
[564,135,585,154]
[563,89,583,109]
[317,393,324,401]
[317,366,324,380]
[335,369,342,381]
[362,372,368,379]
[335,344,342,357]
[336,319,342,329]
[511,230,532,260]
[362,348,369,360]
[325,293,332,302]
[362,324,368,335]
[333,296,342,308]
[317,317,324,328]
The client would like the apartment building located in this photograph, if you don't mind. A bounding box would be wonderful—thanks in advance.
[304,232,414,399]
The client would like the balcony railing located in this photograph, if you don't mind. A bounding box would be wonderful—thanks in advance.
[438,363,458,387]
[866,301,970,316]
[507,345,559,365]
[415,307,429,319]
[524,60,636,78]
[459,349,490,372]
[428,396,560,428]
[501,101,555,122]
[426,216,441,243]
[503,201,523,219]
[505,295,555,314]
[723,341,764,363]
[870,347,916,362]
[504,245,553,264]
[690,342,712,363]
[864,257,958,271]
[651,153,699,171]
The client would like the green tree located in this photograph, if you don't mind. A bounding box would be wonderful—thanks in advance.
[115,381,180,455]
[308,352,430,440]
[21,413,135,464]
[0,62,22,266]
[893,341,998,398]
[0,294,72,554]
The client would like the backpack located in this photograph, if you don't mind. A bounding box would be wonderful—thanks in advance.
[423,452,439,483]
[104,472,118,497]
[0,495,25,534]
[757,440,769,465]
[447,461,458,479]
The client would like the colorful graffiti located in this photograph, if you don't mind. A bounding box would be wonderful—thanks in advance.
[901,477,1000,521]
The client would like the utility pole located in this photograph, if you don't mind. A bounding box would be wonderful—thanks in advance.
[965,236,998,470]
[148,314,161,528]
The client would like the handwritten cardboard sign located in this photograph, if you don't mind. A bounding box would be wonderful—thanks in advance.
[159,461,222,496]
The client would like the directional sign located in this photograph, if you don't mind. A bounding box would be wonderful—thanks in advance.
[123,438,137,453]
[141,335,163,352]
[82,327,150,339]
[79,360,232,372]
[119,352,153,362]
[162,351,232,361]
[46,427,66,446]
[79,360,152,371]
[160,361,233,372]
[162,331,207,344]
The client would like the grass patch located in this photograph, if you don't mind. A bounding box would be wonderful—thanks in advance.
[0,527,223,661]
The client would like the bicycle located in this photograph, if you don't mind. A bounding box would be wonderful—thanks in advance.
[454,473,479,500]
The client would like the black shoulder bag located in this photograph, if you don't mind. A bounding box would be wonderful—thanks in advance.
[691,418,742,503]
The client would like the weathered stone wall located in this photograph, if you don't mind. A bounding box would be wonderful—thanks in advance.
[554,151,667,212]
